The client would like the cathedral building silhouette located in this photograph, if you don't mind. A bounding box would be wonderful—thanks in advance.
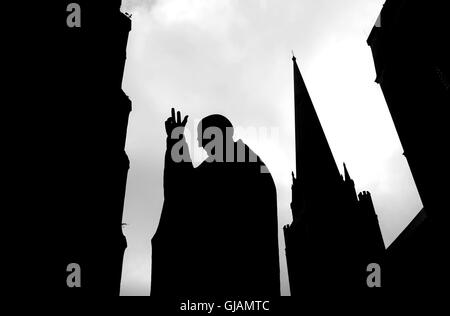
[284,56,385,294]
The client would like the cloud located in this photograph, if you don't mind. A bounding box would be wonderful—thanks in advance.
[122,0,158,11]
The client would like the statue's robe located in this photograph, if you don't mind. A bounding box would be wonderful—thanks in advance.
[151,137,280,297]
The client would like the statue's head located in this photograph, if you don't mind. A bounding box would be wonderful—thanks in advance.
[197,114,234,157]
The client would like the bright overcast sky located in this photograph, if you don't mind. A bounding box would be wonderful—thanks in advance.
[119,0,422,296]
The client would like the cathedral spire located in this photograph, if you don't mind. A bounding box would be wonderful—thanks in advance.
[292,55,340,187]
[344,163,351,182]
[343,162,357,199]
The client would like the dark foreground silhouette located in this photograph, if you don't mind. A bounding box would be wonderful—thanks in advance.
[20,0,130,295]
[151,109,281,296]
[367,0,449,288]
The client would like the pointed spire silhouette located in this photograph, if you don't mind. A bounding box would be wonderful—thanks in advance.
[292,55,340,186]
[343,163,351,182]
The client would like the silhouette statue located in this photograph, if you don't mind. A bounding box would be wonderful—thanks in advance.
[151,108,281,297]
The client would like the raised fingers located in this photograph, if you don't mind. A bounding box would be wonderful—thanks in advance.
[182,115,189,126]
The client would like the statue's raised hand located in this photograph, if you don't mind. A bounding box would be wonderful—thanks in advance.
[165,107,189,139]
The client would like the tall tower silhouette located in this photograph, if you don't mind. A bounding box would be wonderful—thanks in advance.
[284,56,385,294]
[367,0,449,288]
[61,0,131,296]
[29,0,132,295]
[367,0,449,217]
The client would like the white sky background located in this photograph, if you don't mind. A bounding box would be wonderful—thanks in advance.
[119,0,423,296]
